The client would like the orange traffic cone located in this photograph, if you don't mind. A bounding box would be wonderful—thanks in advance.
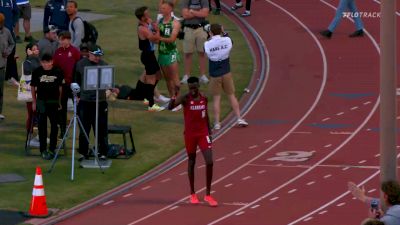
[25,166,51,218]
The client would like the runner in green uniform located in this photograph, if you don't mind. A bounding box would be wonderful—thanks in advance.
[158,1,181,97]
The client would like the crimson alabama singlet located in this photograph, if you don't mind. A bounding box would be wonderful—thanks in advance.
[183,94,209,136]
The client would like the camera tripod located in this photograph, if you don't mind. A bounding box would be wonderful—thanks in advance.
[49,91,104,181]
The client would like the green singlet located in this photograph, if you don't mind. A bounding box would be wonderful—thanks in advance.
[158,17,179,66]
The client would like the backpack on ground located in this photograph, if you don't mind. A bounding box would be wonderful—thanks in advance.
[72,17,98,44]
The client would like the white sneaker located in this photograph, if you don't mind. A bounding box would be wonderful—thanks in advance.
[214,122,221,130]
[171,104,182,112]
[29,138,40,148]
[199,75,209,84]
[0,114,4,120]
[154,94,171,103]
[180,75,189,84]
[237,119,248,127]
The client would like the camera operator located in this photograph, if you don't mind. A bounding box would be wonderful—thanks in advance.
[73,44,108,161]
[204,23,248,130]
[348,180,400,225]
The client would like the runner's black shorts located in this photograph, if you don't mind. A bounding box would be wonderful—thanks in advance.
[140,51,160,75]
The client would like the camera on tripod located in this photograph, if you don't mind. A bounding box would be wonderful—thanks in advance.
[70,83,80,95]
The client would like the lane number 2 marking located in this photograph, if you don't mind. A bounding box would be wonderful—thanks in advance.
[267,151,313,162]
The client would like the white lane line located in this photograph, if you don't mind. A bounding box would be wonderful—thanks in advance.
[179,172,187,176]
[288,189,297,194]
[270,197,279,201]
[336,112,344,116]
[242,176,252,181]
[249,145,258,149]
[324,144,332,148]
[276,163,283,166]
[211,190,216,194]
[257,170,267,174]
[236,211,245,216]
[161,178,172,183]
[350,106,359,111]
[233,151,242,155]
[337,202,346,207]
[216,157,226,162]
[286,1,381,224]
[303,217,313,222]
[322,117,330,122]
[292,131,312,134]
[323,174,332,179]
[123,193,133,198]
[342,167,350,171]
[307,181,316,186]
[251,205,260,209]
[359,160,367,164]
[264,140,272,143]
[198,165,206,169]
[368,189,376,193]
[103,200,114,206]
[225,183,233,188]
[375,154,380,157]
[364,101,371,105]
[142,186,151,191]
[169,206,179,211]
[318,210,328,215]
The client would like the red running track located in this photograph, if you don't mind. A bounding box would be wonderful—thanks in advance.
[42,0,400,224]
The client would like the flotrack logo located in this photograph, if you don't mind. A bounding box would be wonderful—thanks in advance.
[342,12,381,18]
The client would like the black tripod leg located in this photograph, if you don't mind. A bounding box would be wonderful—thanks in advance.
[76,117,104,173]
[48,118,74,173]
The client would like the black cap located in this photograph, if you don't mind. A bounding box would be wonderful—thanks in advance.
[89,44,104,56]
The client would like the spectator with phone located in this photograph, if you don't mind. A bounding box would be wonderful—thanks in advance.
[348,180,400,225]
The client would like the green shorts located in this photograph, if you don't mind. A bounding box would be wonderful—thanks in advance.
[158,52,180,66]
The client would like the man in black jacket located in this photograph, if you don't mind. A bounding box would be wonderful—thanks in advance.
[74,44,108,161]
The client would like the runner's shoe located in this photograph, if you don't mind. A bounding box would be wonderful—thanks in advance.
[214,122,221,130]
[190,194,200,204]
[204,195,218,207]
[171,104,182,112]
[241,11,251,17]
[155,94,170,103]
[231,3,243,10]
[237,119,248,127]
[143,98,149,105]
[180,75,189,84]
[148,104,164,112]
[199,75,209,84]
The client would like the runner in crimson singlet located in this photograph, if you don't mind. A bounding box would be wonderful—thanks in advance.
[169,76,218,207]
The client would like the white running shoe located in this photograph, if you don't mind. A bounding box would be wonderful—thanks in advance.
[199,75,209,84]
[154,94,171,103]
[237,119,248,127]
[29,138,40,148]
[0,114,4,120]
[171,104,182,112]
[180,75,189,84]
[214,122,221,130]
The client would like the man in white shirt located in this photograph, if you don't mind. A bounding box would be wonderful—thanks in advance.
[204,23,248,130]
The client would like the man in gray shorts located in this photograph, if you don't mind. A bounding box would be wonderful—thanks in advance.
[15,0,34,43]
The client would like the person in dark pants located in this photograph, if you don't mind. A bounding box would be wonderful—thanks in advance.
[0,13,15,120]
[74,44,108,161]
[0,0,19,83]
[231,0,252,17]
[31,54,64,160]
[53,31,80,138]
[43,0,69,32]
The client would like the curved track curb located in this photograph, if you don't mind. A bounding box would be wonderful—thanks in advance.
[40,4,267,224]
